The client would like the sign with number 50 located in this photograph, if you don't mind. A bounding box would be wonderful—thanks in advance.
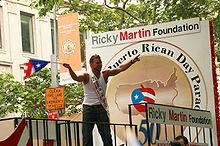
[139,119,161,145]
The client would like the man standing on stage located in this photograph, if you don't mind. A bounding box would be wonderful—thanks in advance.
[63,54,140,146]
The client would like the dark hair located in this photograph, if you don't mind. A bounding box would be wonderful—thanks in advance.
[175,135,189,144]
[89,54,101,64]
[170,141,181,146]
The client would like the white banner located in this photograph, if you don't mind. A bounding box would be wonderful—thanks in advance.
[147,103,212,128]
[91,18,200,48]
[85,18,217,146]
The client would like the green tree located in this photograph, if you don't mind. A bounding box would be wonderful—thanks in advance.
[0,73,23,117]
[65,83,84,115]
[0,69,83,118]
[30,0,220,49]
[22,68,52,118]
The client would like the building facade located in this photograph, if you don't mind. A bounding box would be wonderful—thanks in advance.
[0,0,55,81]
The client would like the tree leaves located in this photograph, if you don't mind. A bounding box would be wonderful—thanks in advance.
[0,74,22,117]
[30,0,220,47]
[0,69,83,118]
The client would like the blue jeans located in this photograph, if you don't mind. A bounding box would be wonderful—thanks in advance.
[82,105,113,146]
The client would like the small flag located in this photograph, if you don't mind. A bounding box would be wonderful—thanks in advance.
[24,59,50,78]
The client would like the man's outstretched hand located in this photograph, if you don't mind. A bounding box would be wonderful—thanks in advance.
[131,54,140,64]
[63,63,71,69]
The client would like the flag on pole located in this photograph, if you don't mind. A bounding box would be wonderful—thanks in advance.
[24,59,50,79]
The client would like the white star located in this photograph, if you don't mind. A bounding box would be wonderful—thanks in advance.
[134,94,139,100]
[36,63,41,68]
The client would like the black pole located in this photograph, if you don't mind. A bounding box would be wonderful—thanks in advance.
[68,121,72,146]
[128,104,133,128]
[56,121,61,146]
[76,122,80,146]
[145,103,151,146]
[29,119,33,146]
[209,128,213,146]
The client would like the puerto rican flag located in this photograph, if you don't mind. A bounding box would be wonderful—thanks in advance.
[24,59,50,79]
[131,85,156,112]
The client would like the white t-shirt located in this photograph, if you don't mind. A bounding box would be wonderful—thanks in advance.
[83,72,107,105]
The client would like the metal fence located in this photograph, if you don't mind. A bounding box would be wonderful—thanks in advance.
[0,117,137,146]
[0,103,214,146]
[57,121,138,146]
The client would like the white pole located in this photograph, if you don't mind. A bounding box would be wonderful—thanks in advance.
[51,3,59,88]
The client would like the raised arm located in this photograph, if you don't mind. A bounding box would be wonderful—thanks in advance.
[63,63,89,84]
[104,55,140,79]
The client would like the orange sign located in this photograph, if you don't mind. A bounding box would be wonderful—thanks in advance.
[58,12,82,85]
[58,12,81,71]
[45,87,64,110]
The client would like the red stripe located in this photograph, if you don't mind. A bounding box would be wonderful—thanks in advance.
[145,97,155,103]
[209,20,220,145]
[24,60,33,78]
[140,84,156,96]
[0,118,26,146]
[144,88,155,96]
[26,139,31,146]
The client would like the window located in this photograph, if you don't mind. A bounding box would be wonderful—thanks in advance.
[20,12,34,53]
[50,19,58,55]
[0,64,12,74]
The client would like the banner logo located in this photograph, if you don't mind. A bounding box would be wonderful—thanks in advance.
[62,39,76,55]
[132,85,156,112]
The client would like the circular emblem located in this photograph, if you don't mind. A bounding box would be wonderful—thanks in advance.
[105,40,208,145]
[131,85,156,112]
[62,39,76,55]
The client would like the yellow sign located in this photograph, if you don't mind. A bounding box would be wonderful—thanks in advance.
[45,87,64,110]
